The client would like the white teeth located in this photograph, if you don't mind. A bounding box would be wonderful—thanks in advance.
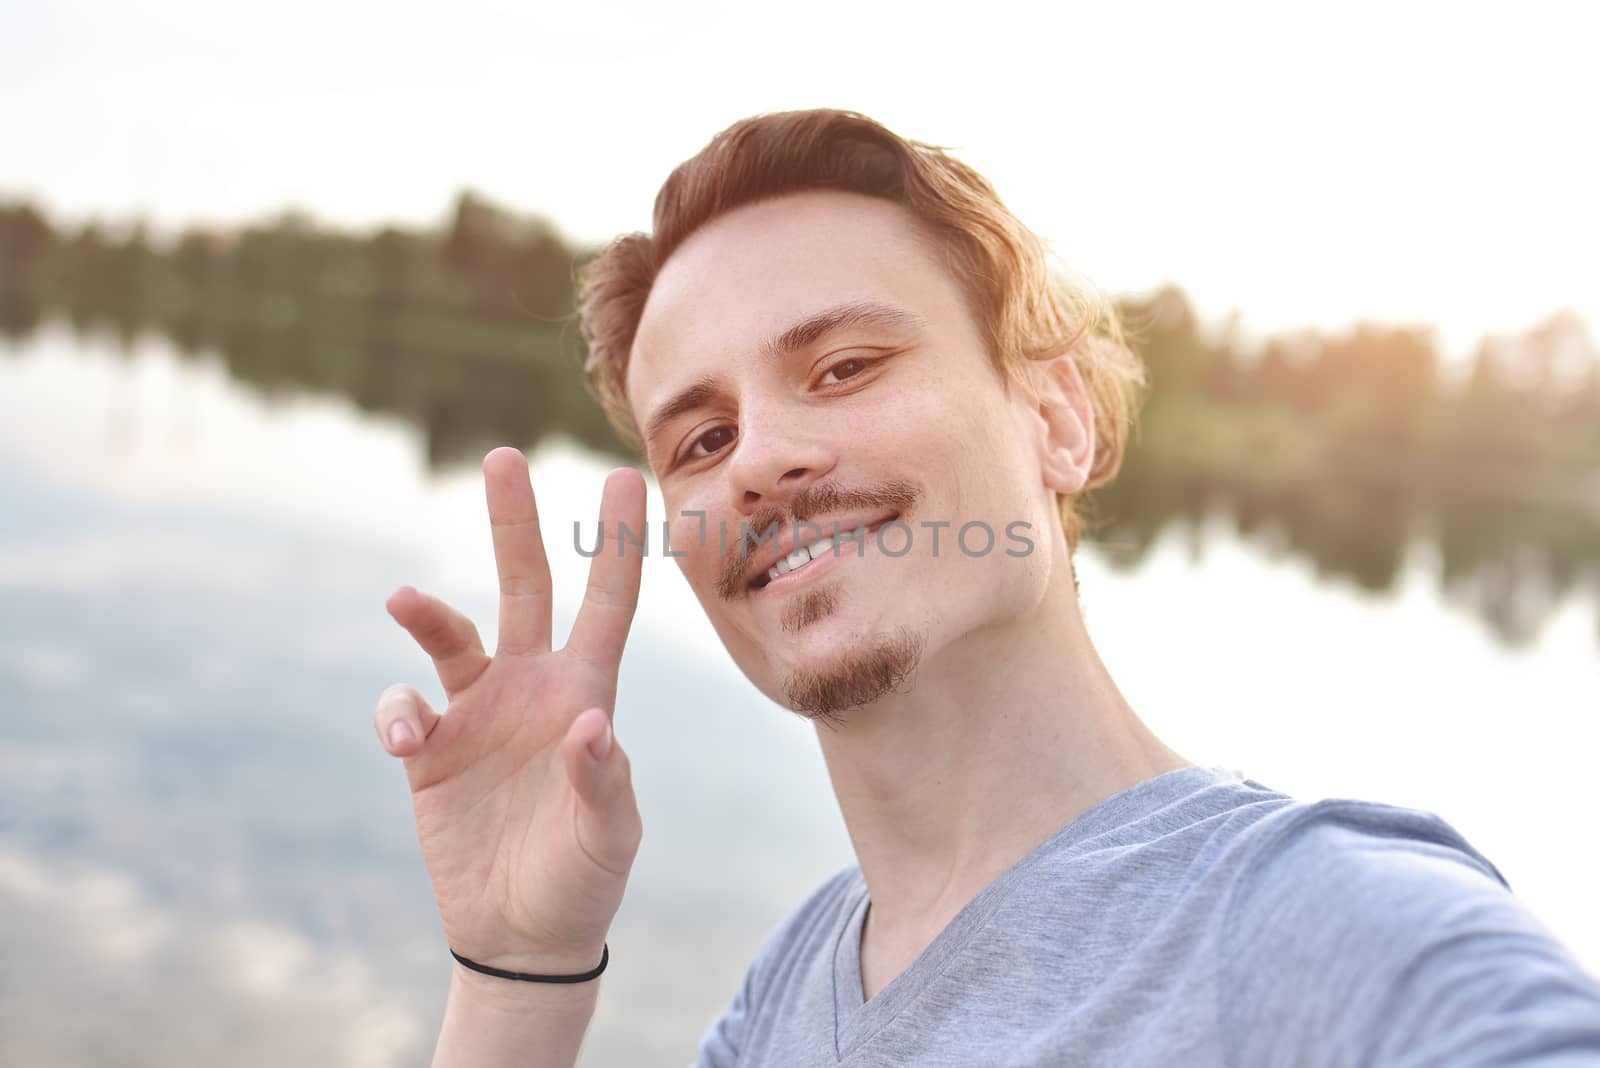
[767,544,816,583]
[761,525,873,586]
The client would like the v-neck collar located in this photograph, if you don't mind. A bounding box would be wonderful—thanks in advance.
[828,764,1236,1060]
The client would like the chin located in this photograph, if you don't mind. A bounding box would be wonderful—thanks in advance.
[772,623,928,728]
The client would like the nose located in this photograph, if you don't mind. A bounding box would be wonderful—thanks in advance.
[725,409,837,517]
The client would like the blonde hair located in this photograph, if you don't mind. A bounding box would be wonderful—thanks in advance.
[577,108,1145,555]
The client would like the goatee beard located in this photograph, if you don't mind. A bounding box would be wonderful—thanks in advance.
[781,626,926,729]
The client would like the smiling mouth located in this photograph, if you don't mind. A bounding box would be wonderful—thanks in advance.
[748,514,899,592]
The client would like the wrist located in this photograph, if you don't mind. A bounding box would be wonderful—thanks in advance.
[452,942,608,982]
[449,959,604,1015]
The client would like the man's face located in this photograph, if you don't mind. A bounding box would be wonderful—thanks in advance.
[626,190,1063,722]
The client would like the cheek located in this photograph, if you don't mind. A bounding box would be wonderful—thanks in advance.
[917,392,1052,575]
[666,511,722,581]
[924,396,1034,514]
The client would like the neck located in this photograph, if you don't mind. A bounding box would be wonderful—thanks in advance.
[813,548,1190,942]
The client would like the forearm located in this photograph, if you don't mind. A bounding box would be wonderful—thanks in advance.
[432,963,602,1068]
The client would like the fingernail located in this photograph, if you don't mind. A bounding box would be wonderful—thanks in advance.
[389,720,416,749]
[587,720,613,762]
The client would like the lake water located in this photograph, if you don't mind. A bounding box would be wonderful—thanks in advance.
[2,326,1597,1066]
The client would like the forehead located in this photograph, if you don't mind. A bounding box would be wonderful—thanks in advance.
[624,190,970,432]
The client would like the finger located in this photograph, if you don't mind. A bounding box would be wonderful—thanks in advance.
[564,467,647,674]
[484,446,554,655]
[374,683,442,759]
[386,585,491,696]
[561,707,642,877]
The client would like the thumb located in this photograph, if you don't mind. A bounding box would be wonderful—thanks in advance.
[374,683,442,759]
[562,707,642,874]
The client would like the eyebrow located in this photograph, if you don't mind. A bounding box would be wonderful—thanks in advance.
[642,300,928,452]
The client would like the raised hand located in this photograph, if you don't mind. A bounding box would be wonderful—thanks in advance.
[376,447,647,976]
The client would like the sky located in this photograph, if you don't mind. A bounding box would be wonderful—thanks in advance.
[2,0,1596,362]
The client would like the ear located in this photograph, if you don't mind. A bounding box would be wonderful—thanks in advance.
[1030,355,1095,496]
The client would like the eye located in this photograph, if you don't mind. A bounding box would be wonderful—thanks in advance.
[819,354,879,386]
[681,424,735,464]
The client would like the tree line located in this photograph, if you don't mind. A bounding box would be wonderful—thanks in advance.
[2,192,1596,647]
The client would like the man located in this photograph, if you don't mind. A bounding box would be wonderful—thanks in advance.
[374,110,1600,1066]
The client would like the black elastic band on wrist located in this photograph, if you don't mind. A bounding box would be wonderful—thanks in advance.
[450,943,608,984]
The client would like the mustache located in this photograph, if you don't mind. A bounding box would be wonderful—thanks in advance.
[717,478,921,600]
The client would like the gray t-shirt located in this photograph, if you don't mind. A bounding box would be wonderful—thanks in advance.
[691,765,1600,1067]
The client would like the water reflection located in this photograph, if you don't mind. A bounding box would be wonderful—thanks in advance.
[5,310,1596,654]
[2,329,1597,1067]
[1091,444,1600,651]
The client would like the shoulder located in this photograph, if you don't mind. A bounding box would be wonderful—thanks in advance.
[762,861,861,951]
[1226,794,1511,913]
[1218,796,1600,1066]
[693,863,861,1067]
[736,860,863,1004]
[1218,796,1521,1000]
